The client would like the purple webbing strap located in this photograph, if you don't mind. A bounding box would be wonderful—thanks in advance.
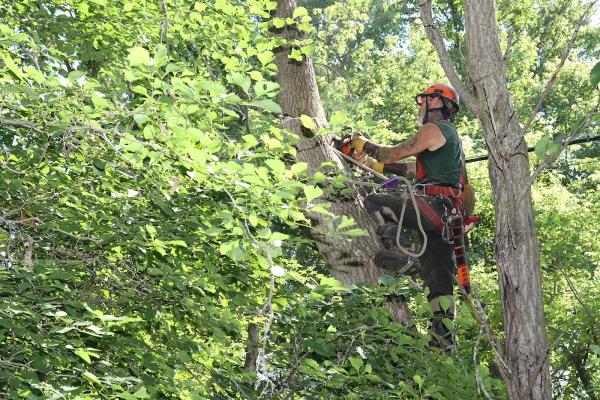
[380,176,399,189]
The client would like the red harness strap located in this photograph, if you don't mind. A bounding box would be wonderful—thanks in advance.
[415,196,445,233]
[416,184,463,210]
[416,144,472,293]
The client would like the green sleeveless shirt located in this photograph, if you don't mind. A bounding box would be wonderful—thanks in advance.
[416,120,461,187]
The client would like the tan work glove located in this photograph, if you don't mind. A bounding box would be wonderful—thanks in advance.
[361,155,385,173]
[351,131,381,159]
[351,131,369,152]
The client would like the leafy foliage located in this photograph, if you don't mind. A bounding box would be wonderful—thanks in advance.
[0,0,598,398]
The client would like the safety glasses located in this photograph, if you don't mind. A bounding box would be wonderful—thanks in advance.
[415,92,441,106]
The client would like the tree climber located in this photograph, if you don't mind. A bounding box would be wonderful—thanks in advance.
[348,83,472,352]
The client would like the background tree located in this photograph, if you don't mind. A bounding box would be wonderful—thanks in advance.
[419,0,598,398]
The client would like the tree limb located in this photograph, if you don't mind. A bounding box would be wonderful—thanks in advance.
[159,0,169,51]
[473,326,494,400]
[460,285,514,388]
[521,0,598,137]
[418,0,478,114]
[556,262,596,325]
[525,331,565,397]
[0,118,45,134]
[529,97,599,184]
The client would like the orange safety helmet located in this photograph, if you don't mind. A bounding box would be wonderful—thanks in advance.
[416,83,460,114]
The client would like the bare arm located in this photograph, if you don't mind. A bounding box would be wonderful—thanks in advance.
[377,123,446,163]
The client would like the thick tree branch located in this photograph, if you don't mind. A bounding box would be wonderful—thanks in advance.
[521,0,598,137]
[418,1,478,114]
[0,118,45,134]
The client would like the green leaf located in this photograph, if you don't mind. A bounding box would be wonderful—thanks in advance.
[82,371,101,385]
[300,43,315,56]
[132,85,148,96]
[91,93,110,109]
[337,215,356,230]
[591,61,600,88]
[242,134,258,147]
[289,48,303,61]
[228,72,251,93]
[254,81,280,98]
[128,47,150,66]
[348,356,363,371]
[290,162,308,175]
[265,158,286,173]
[534,135,550,160]
[68,71,86,82]
[304,358,320,370]
[300,114,316,130]
[134,387,150,399]
[292,7,308,19]
[379,275,395,286]
[343,228,367,237]
[303,185,323,203]
[442,317,454,330]
[439,296,450,312]
[134,114,148,124]
[4,56,24,81]
[312,171,326,183]
[330,111,348,126]
[244,99,282,114]
[272,18,285,28]
[318,276,347,291]
[257,51,274,65]
[74,349,92,364]
[413,374,424,388]
[199,81,227,97]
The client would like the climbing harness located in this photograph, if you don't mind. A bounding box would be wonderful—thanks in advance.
[330,135,477,294]
[329,143,429,258]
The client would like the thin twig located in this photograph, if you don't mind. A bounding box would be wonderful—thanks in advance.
[556,262,596,324]
[418,0,477,114]
[529,97,599,184]
[159,0,169,51]
[502,31,514,64]
[473,326,493,400]
[51,228,100,243]
[0,160,25,176]
[257,248,277,397]
[521,0,598,137]
[459,285,513,388]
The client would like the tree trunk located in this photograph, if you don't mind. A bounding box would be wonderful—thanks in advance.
[273,0,409,322]
[420,1,552,398]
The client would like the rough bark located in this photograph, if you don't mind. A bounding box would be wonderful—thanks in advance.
[273,0,410,322]
[421,1,551,398]
[244,323,259,372]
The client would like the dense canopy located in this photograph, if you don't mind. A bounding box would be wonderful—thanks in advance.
[0,0,598,399]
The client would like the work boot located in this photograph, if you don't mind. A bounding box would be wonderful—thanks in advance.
[376,223,413,249]
[428,295,456,354]
[374,249,419,275]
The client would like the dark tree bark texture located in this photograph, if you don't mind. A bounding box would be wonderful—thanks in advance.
[273,0,410,322]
